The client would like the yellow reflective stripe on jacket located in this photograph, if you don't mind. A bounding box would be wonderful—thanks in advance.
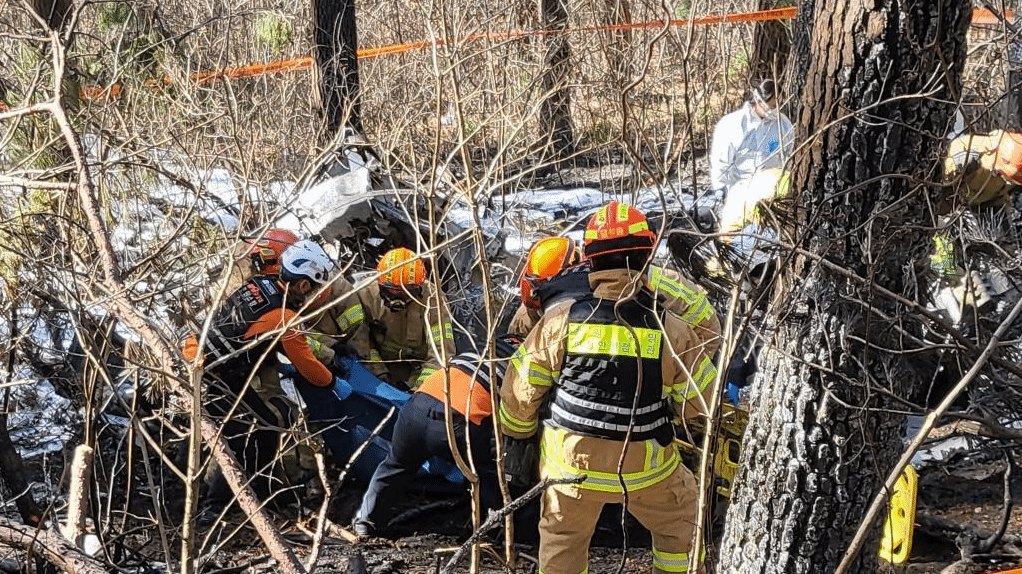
[430,322,454,346]
[499,402,538,435]
[511,349,557,387]
[567,323,662,358]
[672,355,716,402]
[334,303,365,333]
[652,548,693,572]
[412,366,436,390]
[541,429,680,492]
[649,267,713,326]
[931,233,956,278]
[306,335,329,361]
[368,349,383,363]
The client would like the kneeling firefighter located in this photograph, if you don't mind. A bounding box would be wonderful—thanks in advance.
[352,338,519,537]
[183,240,342,516]
[500,202,712,574]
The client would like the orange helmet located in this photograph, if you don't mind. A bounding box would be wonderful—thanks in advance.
[583,201,656,259]
[994,131,1022,185]
[247,228,299,275]
[519,237,581,309]
[377,247,426,308]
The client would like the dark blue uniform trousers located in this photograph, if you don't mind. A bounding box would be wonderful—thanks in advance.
[354,392,500,532]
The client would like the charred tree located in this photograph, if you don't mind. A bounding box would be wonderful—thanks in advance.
[784,0,813,120]
[538,0,575,157]
[1006,0,1022,129]
[717,0,970,573]
[312,0,362,137]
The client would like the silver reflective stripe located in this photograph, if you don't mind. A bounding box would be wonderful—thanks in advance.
[556,391,665,416]
[451,353,490,387]
[550,403,668,434]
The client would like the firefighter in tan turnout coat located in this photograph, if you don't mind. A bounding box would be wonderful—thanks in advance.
[348,247,457,390]
[499,202,713,574]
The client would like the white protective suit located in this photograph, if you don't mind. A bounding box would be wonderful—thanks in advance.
[709,101,794,193]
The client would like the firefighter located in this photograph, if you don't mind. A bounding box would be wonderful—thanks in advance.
[499,202,712,574]
[352,338,517,537]
[182,239,342,519]
[932,130,1022,318]
[509,237,721,398]
[347,247,456,391]
[709,78,794,200]
[943,129,1022,212]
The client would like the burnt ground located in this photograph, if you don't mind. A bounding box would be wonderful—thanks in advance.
[169,447,1022,574]
[6,443,1008,574]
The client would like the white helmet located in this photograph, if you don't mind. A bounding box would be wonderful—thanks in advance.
[279,239,333,285]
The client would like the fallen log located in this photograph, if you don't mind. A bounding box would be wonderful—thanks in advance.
[0,518,106,574]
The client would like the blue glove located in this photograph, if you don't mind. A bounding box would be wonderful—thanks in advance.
[332,376,353,401]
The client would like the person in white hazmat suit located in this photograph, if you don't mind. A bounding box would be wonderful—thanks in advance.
[709,79,794,200]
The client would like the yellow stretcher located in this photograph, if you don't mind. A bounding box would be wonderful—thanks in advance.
[676,407,920,564]
[879,464,918,565]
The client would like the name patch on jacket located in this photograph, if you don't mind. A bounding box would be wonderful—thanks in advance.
[241,277,279,316]
[566,324,662,358]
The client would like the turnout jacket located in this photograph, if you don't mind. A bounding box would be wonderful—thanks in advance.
[507,265,720,399]
[944,130,1020,211]
[499,270,714,491]
[348,281,457,389]
[182,276,333,388]
[304,275,363,364]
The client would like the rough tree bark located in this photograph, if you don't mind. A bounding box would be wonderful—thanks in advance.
[717,0,970,573]
[1005,0,1022,129]
[784,0,814,122]
[538,0,575,157]
[312,0,362,137]
[749,0,792,83]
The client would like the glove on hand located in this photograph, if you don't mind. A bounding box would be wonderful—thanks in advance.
[331,376,353,401]
[503,435,539,490]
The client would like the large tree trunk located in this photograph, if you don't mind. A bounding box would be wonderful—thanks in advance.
[717,1,970,573]
[1005,1,1022,129]
[784,0,813,121]
[312,0,362,137]
[538,0,575,157]
[749,0,792,83]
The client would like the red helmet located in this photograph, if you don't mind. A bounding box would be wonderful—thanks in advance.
[519,237,581,309]
[583,202,656,259]
[247,228,299,275]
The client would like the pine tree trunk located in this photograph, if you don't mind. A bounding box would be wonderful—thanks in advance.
[312,0,362,137]
[538,0,575,156]
[717,1,970,572]
[749,0,791,83]
[785,0,814,121]
[1005,1,1022,129]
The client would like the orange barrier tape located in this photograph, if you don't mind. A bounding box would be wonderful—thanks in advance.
[76,6,1013,102]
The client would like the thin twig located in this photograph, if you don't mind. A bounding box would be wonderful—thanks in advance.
[440,475,585,574]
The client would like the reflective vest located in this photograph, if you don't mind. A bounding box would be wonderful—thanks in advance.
[551,289,673,444]
[205,276,296,376]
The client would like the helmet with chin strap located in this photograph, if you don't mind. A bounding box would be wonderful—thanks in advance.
[377,247,426,310]
[247,228,299,275]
